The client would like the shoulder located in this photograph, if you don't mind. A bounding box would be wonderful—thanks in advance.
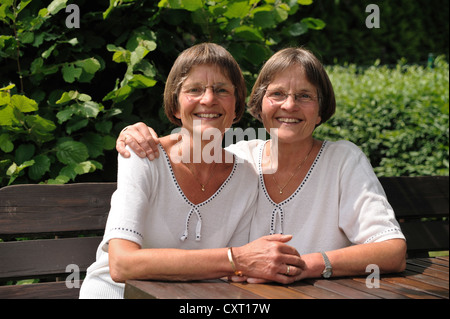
[325,140,363,153]
[225,139,264,167]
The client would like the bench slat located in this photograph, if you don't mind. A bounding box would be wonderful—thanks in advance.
[0,281,82,299]
[0,183,116,236]
[379,176,448,219]
[0,237,102,280]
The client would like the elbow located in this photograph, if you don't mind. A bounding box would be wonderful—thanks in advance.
[109,254,133,283]
[388,239,408,273]
[110,260,127,283]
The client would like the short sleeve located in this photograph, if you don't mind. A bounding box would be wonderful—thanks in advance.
[101,147,156,251]
[336,142,405,245]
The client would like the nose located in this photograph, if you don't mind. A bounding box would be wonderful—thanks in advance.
[199,87,216,105]
[280,94,298,111]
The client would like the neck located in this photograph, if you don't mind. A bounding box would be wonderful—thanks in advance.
[261,138,315,177]
[175,132,225,165]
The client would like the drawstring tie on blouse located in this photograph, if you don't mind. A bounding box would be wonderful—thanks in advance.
[180,206,202,241]
[270,206,284,235]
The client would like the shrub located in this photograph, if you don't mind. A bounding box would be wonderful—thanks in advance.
[315,57,449,176]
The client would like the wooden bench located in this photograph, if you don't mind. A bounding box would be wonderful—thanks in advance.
[0,183,116,299]
[0,176,448,299]
[378,176,449,258]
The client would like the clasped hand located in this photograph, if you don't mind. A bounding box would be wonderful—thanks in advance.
[231,234,306,284]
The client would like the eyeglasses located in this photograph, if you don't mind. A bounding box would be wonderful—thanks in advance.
[265,89,319,105]
[181,83,235,99]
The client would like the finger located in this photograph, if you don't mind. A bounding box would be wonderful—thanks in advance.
[246,278,269,284]
[134,124,160,160]
[264,234,293,243]
[116,137,130,158]
[228,275,248,283]
[145,127,160,159]
[125,136,149,158]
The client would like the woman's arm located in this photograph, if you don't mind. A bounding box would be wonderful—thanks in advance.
[108,234,307,284]
[298,239,406,280]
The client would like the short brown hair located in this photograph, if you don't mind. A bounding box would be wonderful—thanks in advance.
[248,47,336,127]
[164,43,247,126]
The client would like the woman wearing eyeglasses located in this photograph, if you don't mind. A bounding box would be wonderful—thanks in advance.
[79,43,306,298]
[117,47,407,284]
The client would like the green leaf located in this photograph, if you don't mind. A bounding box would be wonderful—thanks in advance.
[233,26,264,41]
[301,17,326,30]
[56,141,89,165]
[10,95,38,112]
[47,0,68,15]
[103,85,133,103]
[80,132,104,158]
[0,133,14,152]
[75,58,101,74]
[6,160,35,185]
[15,144,35,165]
[56,106,76,123]
[65,118,89,134]
[253,11,276,29]
[56,90,79,104]
[80,101,102,118]
[62,64,83,83]
[128,74,157,88]
[181,0,203,11]
[286,22,308,36]
[102,135,116,150]
[0,105,16,125]
[0,84,15,91]
[25,114,57,132]
[28,154,51,180]
[74,161,96,175]
[244,43,270,66]
[224,1,251,19]
[46,175,70,184]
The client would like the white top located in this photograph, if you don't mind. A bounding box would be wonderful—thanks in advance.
[227,139,405,255]
[79,144,258,299]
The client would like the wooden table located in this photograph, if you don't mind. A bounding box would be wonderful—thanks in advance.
[124,257,448,300]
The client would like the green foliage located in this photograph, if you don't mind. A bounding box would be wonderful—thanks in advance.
[0,0,447,185]
[0,0,324,186]
[298,0,449,65]
[315,57,449,176]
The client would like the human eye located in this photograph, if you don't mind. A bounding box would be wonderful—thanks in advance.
[267,90,286,101]
[184,85,204,96]
[296,92,315,102]
[214,85,234,97]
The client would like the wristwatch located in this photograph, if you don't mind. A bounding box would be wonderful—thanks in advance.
[321,252,332,279]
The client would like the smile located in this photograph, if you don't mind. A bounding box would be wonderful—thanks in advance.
[195,113,221,119]
[276,117,301,123]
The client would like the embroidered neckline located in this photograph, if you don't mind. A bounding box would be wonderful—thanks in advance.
[159,144,237,208]
[159,144,237,242]
[258,140,327,207]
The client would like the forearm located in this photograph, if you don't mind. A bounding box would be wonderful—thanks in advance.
[109,239,232,283]
[299,239,407,279]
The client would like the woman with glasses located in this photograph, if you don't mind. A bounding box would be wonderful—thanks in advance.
[116,47,406,284]
[79,43,306,298]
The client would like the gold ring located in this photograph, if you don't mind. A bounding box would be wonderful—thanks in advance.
[286,265,290,275]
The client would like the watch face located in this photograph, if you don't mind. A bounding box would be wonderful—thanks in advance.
[322,267,332,278]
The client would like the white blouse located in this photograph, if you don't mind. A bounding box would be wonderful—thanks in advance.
[227,139,405,255]
[80,144,258,298]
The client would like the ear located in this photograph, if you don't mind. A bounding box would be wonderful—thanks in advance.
[174,110,181,119]
[315,115,322,125]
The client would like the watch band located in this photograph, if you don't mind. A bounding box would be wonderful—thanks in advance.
[320,252,332,278]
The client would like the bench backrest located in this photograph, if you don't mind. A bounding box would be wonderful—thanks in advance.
[0,177,448,298]
[379,176,449,257]
[0,183,116,298]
